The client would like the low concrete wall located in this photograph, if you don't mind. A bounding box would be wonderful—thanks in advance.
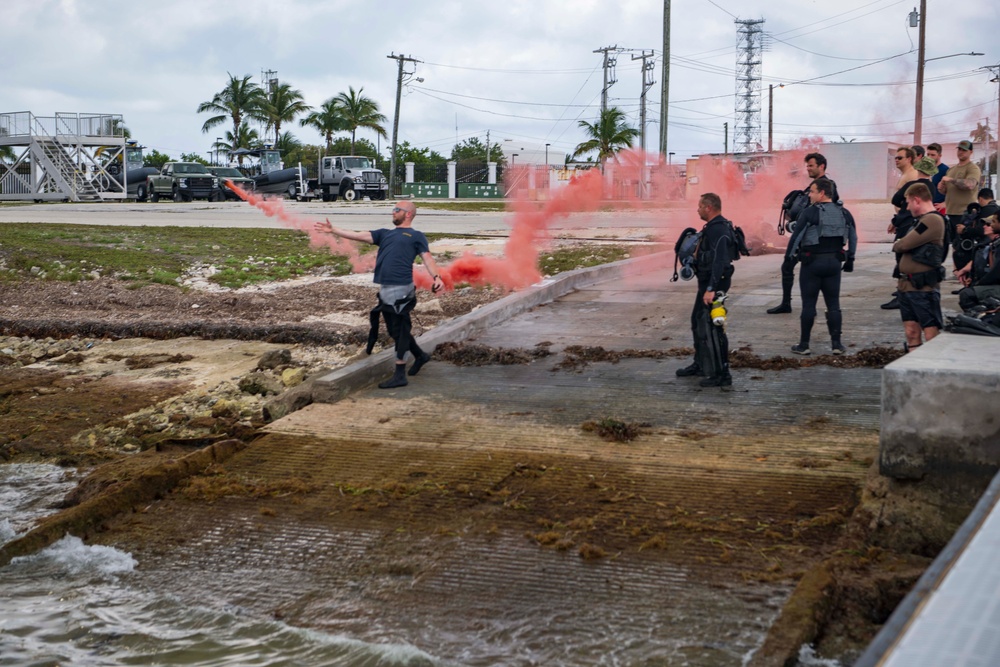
[311,251,671,404]
[880,333,1000,479]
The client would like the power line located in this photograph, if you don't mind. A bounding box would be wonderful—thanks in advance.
[786,70,982,87]
[704,0,738,19]
[767,33,906,61]
[415,86,626,108]
[410,88,586,122]
[779,49,916,87]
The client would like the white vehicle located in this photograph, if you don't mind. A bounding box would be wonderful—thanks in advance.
[314,155,388,202]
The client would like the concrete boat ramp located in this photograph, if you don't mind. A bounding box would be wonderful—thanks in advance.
[76,238,998,665]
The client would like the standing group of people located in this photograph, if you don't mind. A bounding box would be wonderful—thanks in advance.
[760,142,990,359]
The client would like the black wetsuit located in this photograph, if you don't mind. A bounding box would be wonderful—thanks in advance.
[776,176,839,307]
[792,203,858,349]
[692,215,735,380]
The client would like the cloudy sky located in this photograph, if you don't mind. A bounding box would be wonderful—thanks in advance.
[5,0,998,164]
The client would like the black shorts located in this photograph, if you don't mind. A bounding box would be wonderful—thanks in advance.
[898,290,943,329]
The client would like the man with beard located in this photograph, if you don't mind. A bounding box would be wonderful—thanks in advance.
[315,201,444,388]
[767,152,839,315]
[938,140,983,269]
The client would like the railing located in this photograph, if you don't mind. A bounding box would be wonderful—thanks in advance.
[0,111,125,140]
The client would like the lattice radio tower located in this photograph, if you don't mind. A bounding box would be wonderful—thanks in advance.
[734,19,765,154]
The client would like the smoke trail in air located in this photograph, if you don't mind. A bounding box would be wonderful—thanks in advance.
[227,146,822,294]
[227,182,374,273]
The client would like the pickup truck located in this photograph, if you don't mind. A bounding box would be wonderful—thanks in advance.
[146,162,223,202]
[315,155,388,201]
[208,167,255,200]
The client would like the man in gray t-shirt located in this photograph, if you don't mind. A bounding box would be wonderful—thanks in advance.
[315,202,444,388]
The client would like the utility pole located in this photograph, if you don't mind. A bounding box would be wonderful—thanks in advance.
[768,84,773,153]
[659,0,671,160]
[631,50,656,154]
[986,64,1000,191]
[387,53,421,197]
[486,129,490,164]
[724,122,728,155]
[912,0,927,144]
[986,117,993,189]
[593,45,619,117]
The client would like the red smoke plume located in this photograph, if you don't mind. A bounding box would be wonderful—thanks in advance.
[226,149,817,295]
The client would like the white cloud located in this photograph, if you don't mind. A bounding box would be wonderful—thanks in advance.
[4,0,997,160]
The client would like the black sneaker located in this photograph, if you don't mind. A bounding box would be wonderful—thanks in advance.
[880,297,900,310]
[675,363,702,377]
[831,343,847,355]
[699,375,733,389]
[766,303,792,314]
[790,343,811,355]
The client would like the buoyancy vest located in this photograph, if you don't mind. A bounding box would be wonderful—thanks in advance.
[800,203,848,248]
[971,239,994,281]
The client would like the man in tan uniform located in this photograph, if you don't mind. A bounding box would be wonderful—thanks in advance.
[894,183,946,351]
[938,140,982,267]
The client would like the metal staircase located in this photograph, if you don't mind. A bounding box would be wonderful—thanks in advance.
[0,111,126,202]
[31,137,102,201]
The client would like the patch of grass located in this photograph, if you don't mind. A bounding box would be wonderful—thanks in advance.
[582,417,645,442]
[0,223,351,288]
[418,201,508,213]
[539,244,633,275]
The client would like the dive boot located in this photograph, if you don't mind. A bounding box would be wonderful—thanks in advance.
[378,364,408,389]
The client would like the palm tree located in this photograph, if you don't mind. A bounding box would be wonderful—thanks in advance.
[197,73,265,140]
[1,128,16,163]
[222,124,261,165]
[300,99,348,152]
[257,82,311,145]
[969,121,995,145]
[571,107,640,163]
[331,86,387,155]
[274,131,302,155]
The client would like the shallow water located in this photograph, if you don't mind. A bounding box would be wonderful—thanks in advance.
[2,536,439,666]
[1,464,438,666]
[0,463,824,666]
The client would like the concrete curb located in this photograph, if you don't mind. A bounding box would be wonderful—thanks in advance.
[310,250,672,404]
[854,468,1000,666]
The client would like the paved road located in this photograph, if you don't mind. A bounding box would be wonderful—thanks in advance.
[0,199,896,246]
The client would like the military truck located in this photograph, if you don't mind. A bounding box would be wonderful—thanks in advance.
[146,162,223,202]
[314,155,388,201]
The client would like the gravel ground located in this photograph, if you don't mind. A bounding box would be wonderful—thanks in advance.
[0,276,507,464]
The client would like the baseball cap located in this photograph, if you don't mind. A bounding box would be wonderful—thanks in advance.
[958,140,974,151]
[913,157,937,176]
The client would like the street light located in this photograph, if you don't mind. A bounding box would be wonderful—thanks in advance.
[216,137,222,166]
[668,152,675,165]
[545,143,550,166]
